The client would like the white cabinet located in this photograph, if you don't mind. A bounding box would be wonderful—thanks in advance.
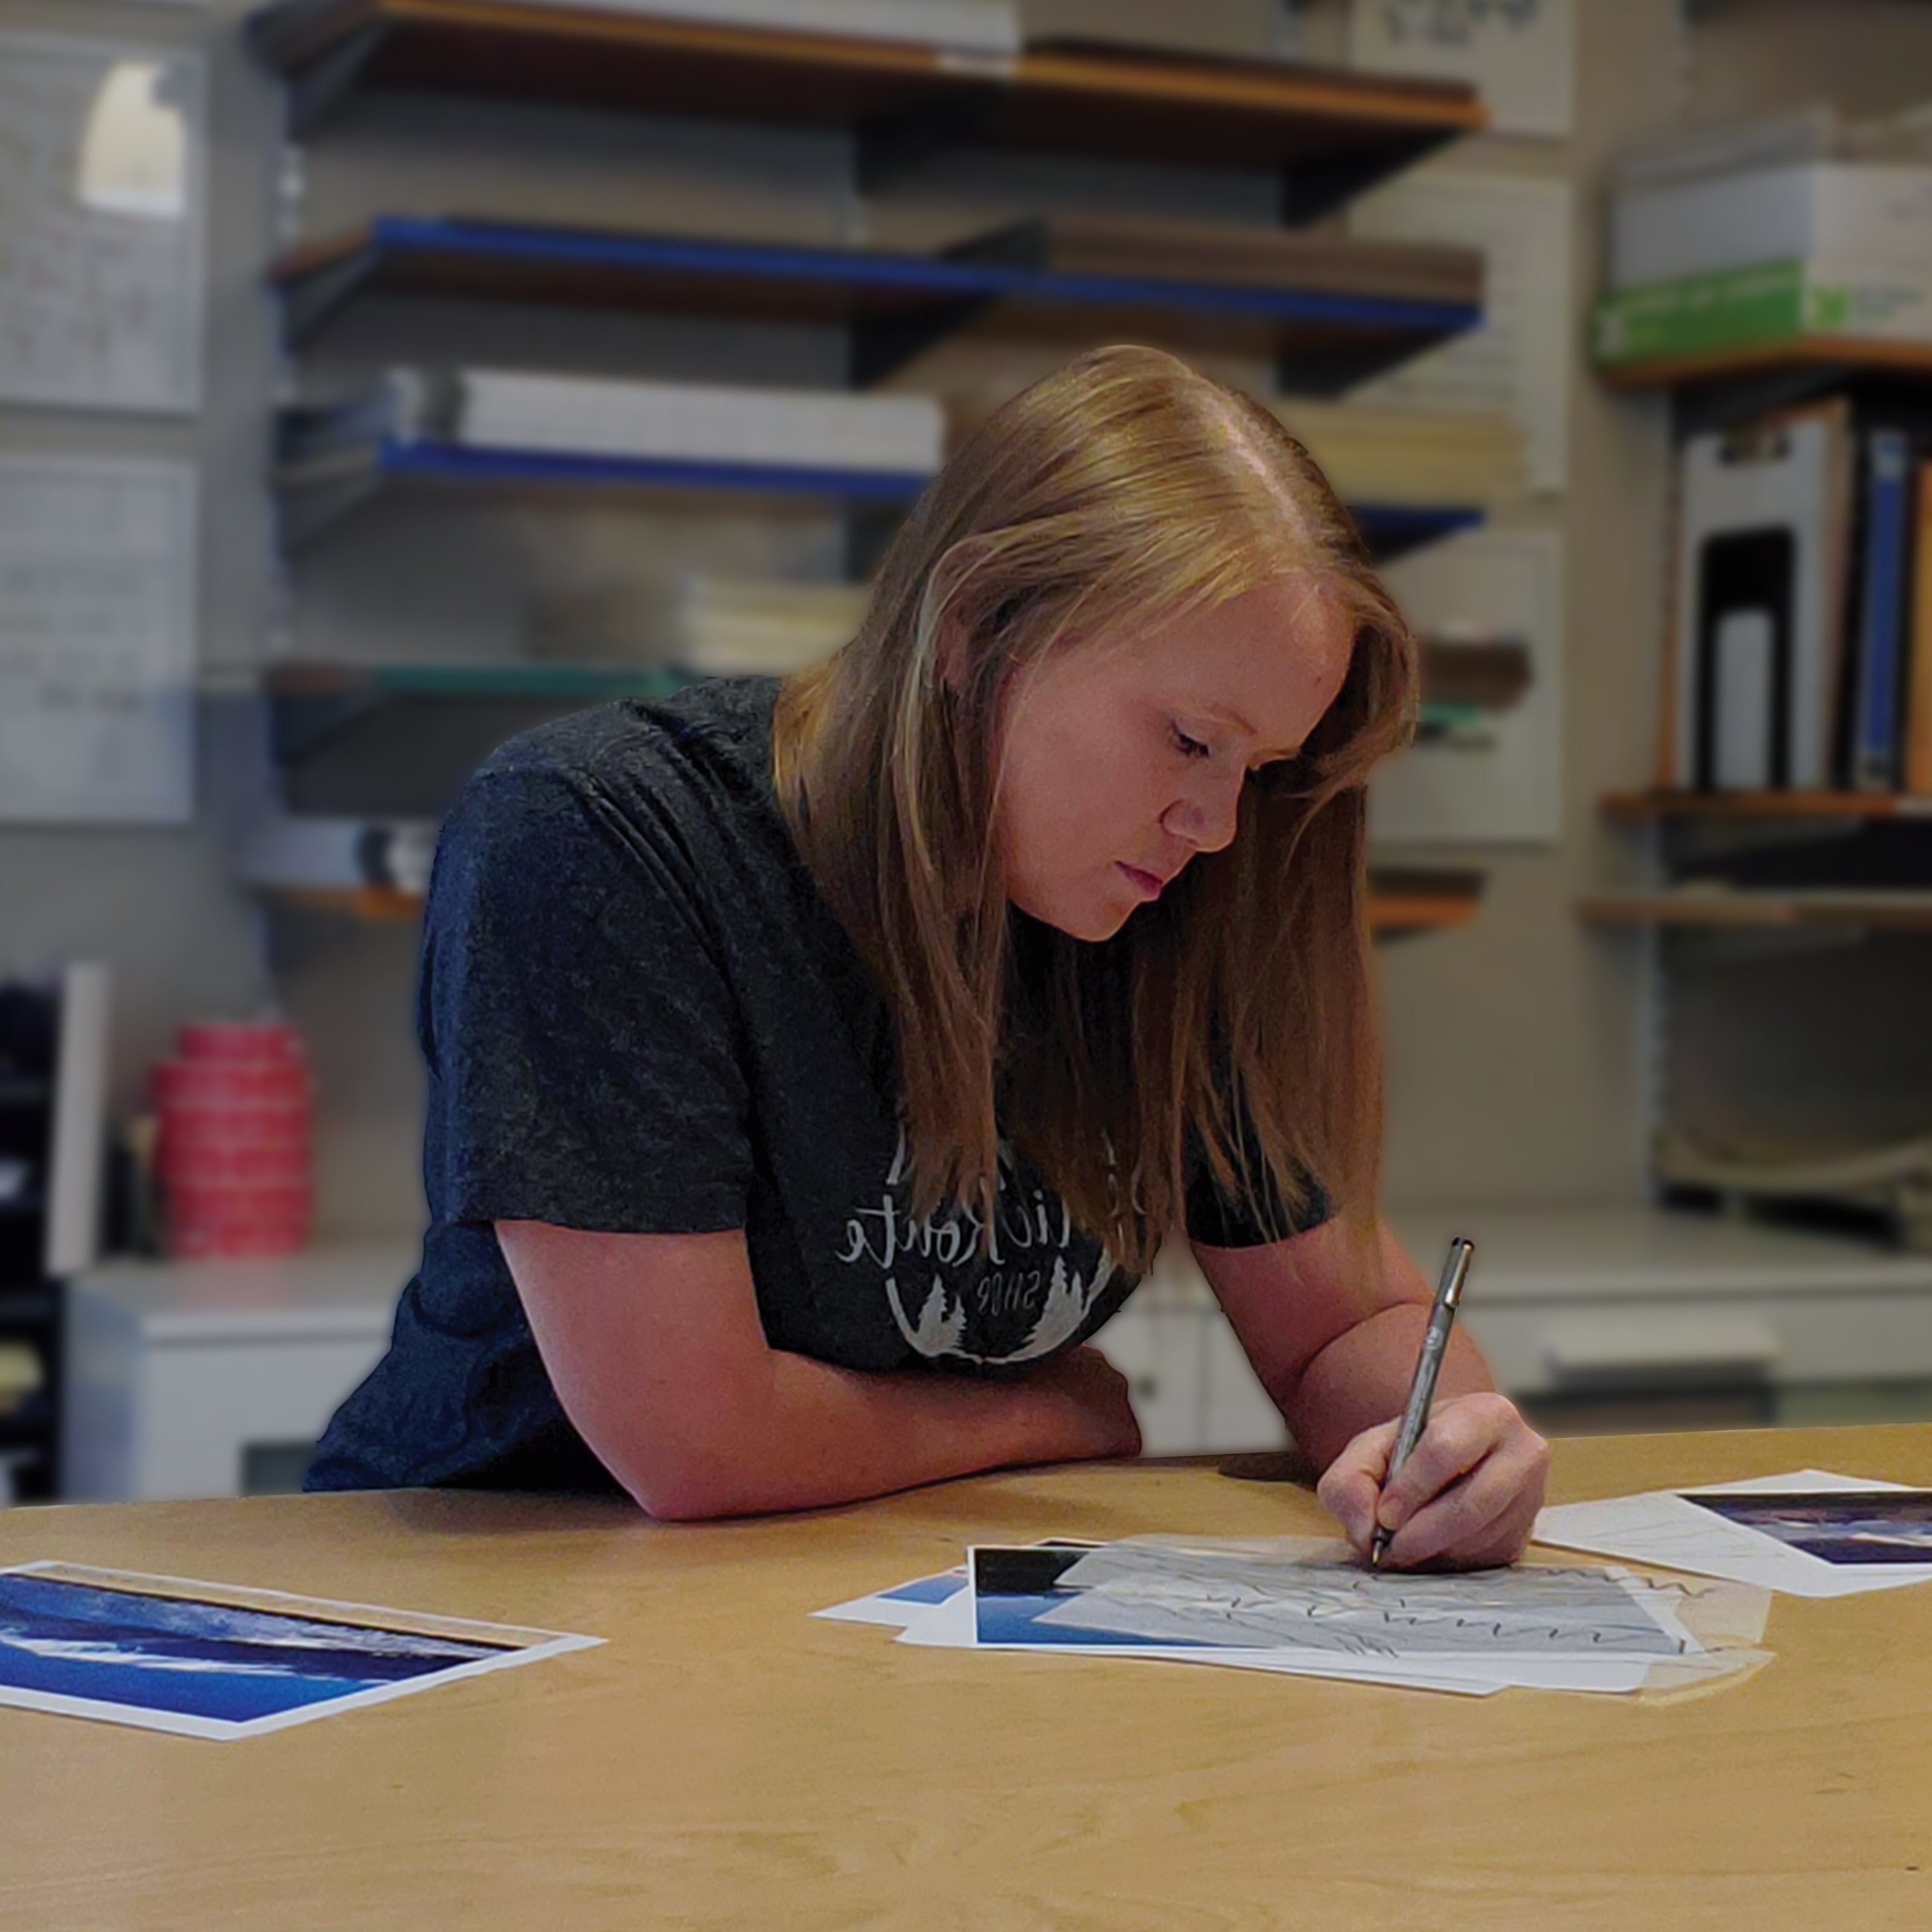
[1102,1207,1932,1454]
[63,1245,409,1500]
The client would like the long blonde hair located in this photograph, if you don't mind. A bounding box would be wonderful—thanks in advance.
[772,345,1417,1277]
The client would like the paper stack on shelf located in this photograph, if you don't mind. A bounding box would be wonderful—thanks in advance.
[502,0,1020,54]
[530,574,867,674]
[456,370,946,474]
[950,213,1483,309]
[281,369,946,478]
[1271,398,1525,506]
[1595,103,1932,367]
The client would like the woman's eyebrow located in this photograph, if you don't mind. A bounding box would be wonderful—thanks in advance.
[1203,701,1299,761]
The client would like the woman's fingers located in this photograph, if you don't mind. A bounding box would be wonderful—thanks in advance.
[1345,1392,1550,1571]
[1381,1423,1550,1570]
[1314,1417,1400,1556]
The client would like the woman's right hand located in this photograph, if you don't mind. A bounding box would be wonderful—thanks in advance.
[1029,1345,1143,1460]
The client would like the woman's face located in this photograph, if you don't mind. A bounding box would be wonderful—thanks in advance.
[990,578,1357,942]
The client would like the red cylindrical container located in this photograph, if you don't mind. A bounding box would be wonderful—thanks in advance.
[155,1020,314,1259]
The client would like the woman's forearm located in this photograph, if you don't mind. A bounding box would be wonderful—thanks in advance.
[613,1346,1128,1520]
[1280,1302,1496,1474]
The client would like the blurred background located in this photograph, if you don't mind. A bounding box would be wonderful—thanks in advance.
[7,0,1932,1505]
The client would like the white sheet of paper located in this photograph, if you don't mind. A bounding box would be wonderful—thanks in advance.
[1033,1543,1700,1660]
[1535,1470,1932,1599]
[812,1569,967,1629]
[0,34,206,413]
[1348,0,1575,138]
[0,455,196,824]
[895,1578,1507,1695]
[1346,172,1572,494]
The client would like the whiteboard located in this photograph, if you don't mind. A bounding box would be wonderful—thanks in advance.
[0,455,197,825]
[0,34,207,414]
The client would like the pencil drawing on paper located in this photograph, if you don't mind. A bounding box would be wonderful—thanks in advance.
[1006,1544,1693,1658]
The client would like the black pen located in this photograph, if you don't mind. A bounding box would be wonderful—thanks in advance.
[1369,1236,1475,1570]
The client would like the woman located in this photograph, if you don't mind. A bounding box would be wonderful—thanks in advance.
[307,345,1548,1569]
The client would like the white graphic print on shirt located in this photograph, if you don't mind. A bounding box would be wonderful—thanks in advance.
[839,1131,1118,1365]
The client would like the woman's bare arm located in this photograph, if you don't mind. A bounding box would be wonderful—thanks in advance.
[498,1220,1140,1520]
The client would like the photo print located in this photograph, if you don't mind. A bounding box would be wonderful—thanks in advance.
[0,1563,601,1739]
[1678,1490,1932,1567]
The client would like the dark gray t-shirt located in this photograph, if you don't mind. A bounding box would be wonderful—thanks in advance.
[307,676,1328,1494]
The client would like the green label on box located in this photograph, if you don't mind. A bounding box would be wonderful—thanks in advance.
[1591,262,1806,365]
[1593,260,1932,368]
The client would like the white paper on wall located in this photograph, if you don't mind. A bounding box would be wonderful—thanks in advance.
[0,34,206,414]
[1348,0,1575,139]
[0,455,197,825]
[1346,171,1573,496]
[1369,526,1564,846]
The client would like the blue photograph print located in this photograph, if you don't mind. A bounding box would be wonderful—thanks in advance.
[0,1563,601,1740]
[1679,1489,1932,1567]
[969,1546,1224,1650]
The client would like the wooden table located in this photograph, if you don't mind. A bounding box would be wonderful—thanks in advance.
[4,1426,1930,1930]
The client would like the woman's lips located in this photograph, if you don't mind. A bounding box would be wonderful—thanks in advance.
[1118,863,1165,900]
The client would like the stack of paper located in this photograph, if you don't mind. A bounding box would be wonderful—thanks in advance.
[1270,399,1526,506]
[818,1535,1770,1698]
[528,573,867,672]
[454,371,945,476]
[281,370,945,480]
[504,0,1020,55]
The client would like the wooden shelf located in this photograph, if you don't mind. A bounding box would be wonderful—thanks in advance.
[273,437,936,549]
[264,659,691,700]
[1367,866,1483,938]
[270,216,1480,389]
[246,1,1483,213]
[1579,889,1932,932]
[273,433,1482,558]
[1596,335,1932,395]
[263,881,1479,936]
[1602,790,1932,824]
[248,822,1482,938]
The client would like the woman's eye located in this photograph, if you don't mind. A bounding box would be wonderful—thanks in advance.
[1169,724,1212,760]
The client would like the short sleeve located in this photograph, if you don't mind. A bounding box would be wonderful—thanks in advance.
[1182,1108,1333,1250]
[418,757,754,1234]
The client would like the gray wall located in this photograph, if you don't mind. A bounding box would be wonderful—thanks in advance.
[7,0,1927,1241]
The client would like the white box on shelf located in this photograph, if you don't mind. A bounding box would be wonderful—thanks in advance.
[1611,162,1932,290]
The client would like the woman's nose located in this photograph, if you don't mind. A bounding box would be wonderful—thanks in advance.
[1162,777,1242,854]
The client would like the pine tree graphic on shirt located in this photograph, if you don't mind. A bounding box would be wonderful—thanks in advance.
[885,1249,1115,1366]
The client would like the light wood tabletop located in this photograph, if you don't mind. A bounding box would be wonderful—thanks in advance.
[3,1425,1930,1931]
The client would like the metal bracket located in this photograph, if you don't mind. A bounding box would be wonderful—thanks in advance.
[286,20,391,137]
[854,93,1000,195]
[1281,130,1456,226]
[279,244,382,348]
[849,297,997,386]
